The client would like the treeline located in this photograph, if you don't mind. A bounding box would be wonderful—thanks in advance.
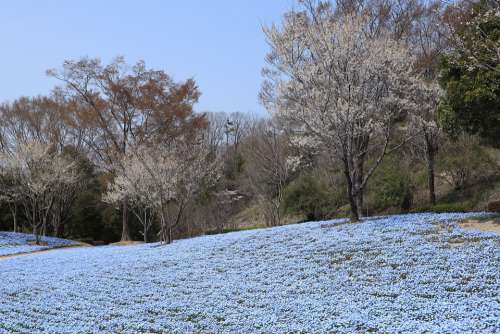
[0,0,498,244]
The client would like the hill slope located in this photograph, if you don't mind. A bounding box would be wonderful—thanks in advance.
[0,213,499,333]
[0,232,78,257]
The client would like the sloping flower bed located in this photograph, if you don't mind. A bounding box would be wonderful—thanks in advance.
[0,213,498,333]
[0,232,76,257]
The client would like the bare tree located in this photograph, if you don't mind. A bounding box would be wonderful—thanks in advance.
[244,119,291,226]
[205,112,228,160]
[261,1,415,221]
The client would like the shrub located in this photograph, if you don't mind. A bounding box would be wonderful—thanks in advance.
[283,173,341,221]
[438,136,497,190]
[367,156,413,212]
[431,202,473,213]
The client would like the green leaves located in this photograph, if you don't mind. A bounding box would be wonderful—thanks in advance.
[438,1,500,147]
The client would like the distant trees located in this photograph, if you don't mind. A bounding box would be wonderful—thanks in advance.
[0,96,87,240]
[48,57,201,241]
[0,0,498,242]
[262,2,415,221]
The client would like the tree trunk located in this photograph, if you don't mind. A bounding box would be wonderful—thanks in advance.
[143,210,149,243]
[343,161,359,222]
[34,224,40,245]
[348,190,359,222]
[9,204,17,233]
[32,206,39,243]
[425,140,437,206]
[355,194,364,220]
[354,156,365,219]
[121,198,131,241]
[56,221,65,238]
[42,219,47,237]
[143,225,148,243]
[167,226,172,245]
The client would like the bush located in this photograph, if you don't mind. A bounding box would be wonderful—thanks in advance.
[410,202,473,213]
[367,156,413,212]
[284,173,342,221]
[431,202,473,213]
[438,136,497,190]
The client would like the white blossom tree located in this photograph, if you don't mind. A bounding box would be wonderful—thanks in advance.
[103,151,157,243]
[261,1,415,221]
[445,0,499,73]
[406,1,447,206]
[104,140,217,244]
[0,141,80,243]
[408,79,443,206]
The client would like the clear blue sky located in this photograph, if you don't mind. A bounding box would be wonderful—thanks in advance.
[0,0,293,114]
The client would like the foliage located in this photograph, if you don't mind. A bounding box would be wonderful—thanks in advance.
[284,173,340,220]
[367,156,413,212]
[438,136,497,190]
[431,202,473,213]
[438,0,500,147]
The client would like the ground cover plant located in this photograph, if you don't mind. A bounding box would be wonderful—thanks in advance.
[0,232,77,257]
[0,213,498,333]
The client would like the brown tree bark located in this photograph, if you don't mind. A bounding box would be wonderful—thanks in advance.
[121,198,131,241]
[343,160,360,222]
[426,146,437,206]
[355,158,365,219]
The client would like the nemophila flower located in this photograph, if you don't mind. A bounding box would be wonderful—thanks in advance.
[0,213,499,333]
[0,232,76,257]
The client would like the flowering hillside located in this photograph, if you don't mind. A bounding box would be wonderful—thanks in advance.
[0,232,77,257]
[0,213,498,333]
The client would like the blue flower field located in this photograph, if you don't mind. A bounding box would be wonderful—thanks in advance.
[0,232,77,257]
[0,213,498,333]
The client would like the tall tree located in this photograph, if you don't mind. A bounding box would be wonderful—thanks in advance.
[407,1,447,206]
[48,57,201,240]
[261,1,414,221]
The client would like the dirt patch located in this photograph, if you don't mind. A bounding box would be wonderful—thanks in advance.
[458,219,500,233]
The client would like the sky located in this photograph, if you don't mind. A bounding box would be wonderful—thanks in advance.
[0,0,293,115]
